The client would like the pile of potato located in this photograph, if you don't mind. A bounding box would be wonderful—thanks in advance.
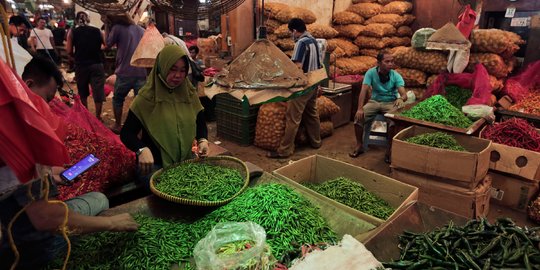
[329,0,416,77]
[392,46,448,74]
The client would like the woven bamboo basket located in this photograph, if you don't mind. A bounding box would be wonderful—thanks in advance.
[150,156,249,206]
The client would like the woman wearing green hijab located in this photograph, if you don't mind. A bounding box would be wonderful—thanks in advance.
[120,45,208,184]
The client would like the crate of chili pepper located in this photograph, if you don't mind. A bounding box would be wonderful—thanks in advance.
[392,125,492,189]
[480,118,540,181]
[496,94,540,128]
[272,155,419,225]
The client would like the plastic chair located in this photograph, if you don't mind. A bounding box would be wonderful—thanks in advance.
[363,113,388,152]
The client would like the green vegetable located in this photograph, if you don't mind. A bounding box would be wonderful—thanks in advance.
[304,177,395,220]
[155,163,244,201]
[445,85,472,109]
[383,218,540,269]
[401,95,473,128]
[405,132,467,151]
[48,184,338,269]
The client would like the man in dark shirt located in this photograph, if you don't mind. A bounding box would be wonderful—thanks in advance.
[66,11,106,121]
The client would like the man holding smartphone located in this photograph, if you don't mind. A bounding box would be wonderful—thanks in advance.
[0,57,139,269]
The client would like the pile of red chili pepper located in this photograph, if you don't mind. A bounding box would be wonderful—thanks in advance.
[57,123,136,200]
[481,118,540,152]
[509,91,540,116]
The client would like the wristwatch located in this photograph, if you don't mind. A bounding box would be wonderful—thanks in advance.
[136,147,146,157]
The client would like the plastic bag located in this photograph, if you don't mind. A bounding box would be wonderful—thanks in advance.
[424,63,492,105]
[194,222,274,270]
[462,105,494,120]
[456,4,476,38]
[503,60,540,103]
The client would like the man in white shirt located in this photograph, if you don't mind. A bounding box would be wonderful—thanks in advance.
[0,15,32,76]
[30,17,58,64]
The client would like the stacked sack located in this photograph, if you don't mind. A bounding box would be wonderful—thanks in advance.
[329,0,415,77]
[264,2,338,57]
[254,96,340,151]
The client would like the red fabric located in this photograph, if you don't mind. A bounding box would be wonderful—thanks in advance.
[457,4,476,38]
[0,59,69,183]
[424,63,492,105]
[503,60,540,103]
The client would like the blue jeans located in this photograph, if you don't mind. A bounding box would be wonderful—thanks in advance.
[0,191,109,269]
[113,75,146,109]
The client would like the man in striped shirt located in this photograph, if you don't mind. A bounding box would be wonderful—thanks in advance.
[267,18,322,158]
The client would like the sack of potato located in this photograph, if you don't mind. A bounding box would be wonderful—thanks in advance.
[490,75,504,91]
[317,96,340,120]
[355,36,387,49]
[347,3,383,18]
[385,36,411,47]
[328,38,360,57]
[361,23,397,37]
[470,29,525,57]
[407,87,426,100]
[359,49,379,58]
[264,2,289,19]
[335,24,365,39]
[275,38,295,50]
[426,74,438,87]
[467,53,510,78]
[265,19,282,33]
[403,14,416,25]
[396,68,427,87]
[254,102,287,151]
[353,0,377,3]
[274,24,291,38]
[366,14,406,27]
[336,56,377,75]
[396,26,413,37]
[267,33,278,42]
[382,1,413,14]
[333,11,364,25]
[296,121,334,145]
[392,46,447,74]
[307,24,339,39]
[275,6,317,24]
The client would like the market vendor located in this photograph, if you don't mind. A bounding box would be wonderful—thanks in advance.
[349,50,407,163]
[120,45,209,187]
[0,57,139,270]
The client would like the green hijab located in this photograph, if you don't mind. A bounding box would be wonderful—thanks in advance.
[130,45,203,167]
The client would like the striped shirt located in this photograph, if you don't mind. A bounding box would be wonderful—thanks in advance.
[291,32,322,73]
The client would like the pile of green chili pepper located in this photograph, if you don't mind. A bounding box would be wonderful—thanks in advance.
[49,184,337,269]
[445,85,472,109]
[384,218,540,269]
[401,95,473,128]
[155,163,245,201]
[304,177,395,220]
[405,132,467,151]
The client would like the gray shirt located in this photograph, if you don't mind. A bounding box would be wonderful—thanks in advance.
[107,24,146,78]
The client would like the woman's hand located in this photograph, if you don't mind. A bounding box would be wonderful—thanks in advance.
[107,213,139,232]
[198,139,209,158]
[138,147,154,175]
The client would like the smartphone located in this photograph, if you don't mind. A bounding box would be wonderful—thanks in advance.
[60,154,100,183]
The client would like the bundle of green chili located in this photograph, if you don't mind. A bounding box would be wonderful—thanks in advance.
[405,132,467,151]
[48,184,338,269]
[303,177,394,220]
[445,85,472,109]
[155,163,245,201]
[383,218,540,269]
[509,91,540,116]
[401,95,473,128]
[481,118,540,152]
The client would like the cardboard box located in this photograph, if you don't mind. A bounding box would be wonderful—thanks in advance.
[489,172,539,212]
[391,168,491,219]
[272,155,419,225]
[480,126,540,181]
[392,125,491,189]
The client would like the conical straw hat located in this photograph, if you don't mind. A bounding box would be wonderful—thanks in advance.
[130,24,165,68]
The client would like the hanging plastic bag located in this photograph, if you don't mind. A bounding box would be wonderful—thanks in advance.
[447,49,470,74]
[193,222,275,270]
[456,4,477,39]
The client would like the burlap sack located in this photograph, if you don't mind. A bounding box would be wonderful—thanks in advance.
[296,121,334,145]
[395,68,427,86]
[470,29,525,56]
[352,56,378,72]
[336,56,376,75]
[264,2,289,19]
[360,23,396,37]
[333,11,365,25]
[366,14,406,27]
[275,6,317,24]
[327,39,338,52]
[265,19,282,33]
[307,24,339,39]
[275,38,295,50]
[275,24,291,38]
[267,33,278,42]
[352,0,377,3]
[402,14,416,25]
[355,36,386,49]
[489,75,504,91]
[426,74,438,87]
[254,102,287,151]
[386,36,411,47]
[317,96,341,119]
[347,3,383,18]
[396,26,413,37]
[328,38,360,57]
[334,24,365,39]
[382,1,413,14]
[392,46,448,74]
[360,48,379,58]
[130,24,164,67]
[329,65,343,78]
[378,0,405,4]
[467,53,510,78]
